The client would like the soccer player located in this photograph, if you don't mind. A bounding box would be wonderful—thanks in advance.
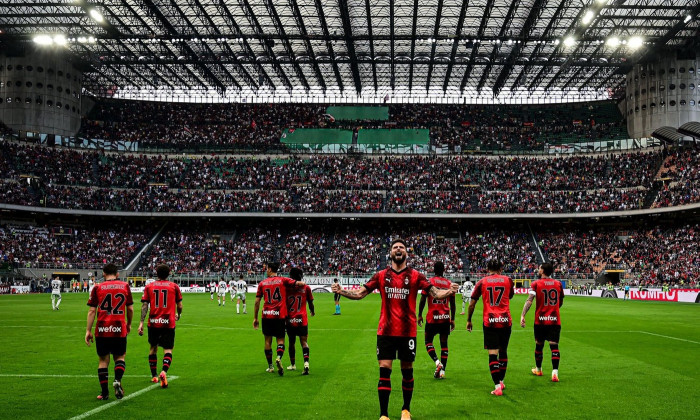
[332,239,458,420]
[417,262,456,379]
[235,274,248,314]
[88,276,95,294]
[51,277,62,310]
[467,259,514,396]
[85,263,134,401]
[217,277,228,306]
[228,278,237,302]
[253,262,305,376]
[209,281,216,300]
[458,279,473,315]
[285,267,315,375]
[137,264,183,387]
[624,283,630,301]
[332,278,341,315]
[520,262,564,382]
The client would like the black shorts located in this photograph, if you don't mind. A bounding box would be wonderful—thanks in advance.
[286,324,309,338]
[333,293,341,302]
[376,335,417,362]
[95,337,127,357]
[424,322,451,339]
[148,326,176,349]
[534,324,561,343]
[483,326,512,350]
[261,318,286,338]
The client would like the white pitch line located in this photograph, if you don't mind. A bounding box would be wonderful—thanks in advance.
[637,331,700,345]
[0,374,152,378]
[67,375,178,420]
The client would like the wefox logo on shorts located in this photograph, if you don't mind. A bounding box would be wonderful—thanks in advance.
[150,318,169,325]
[97,325,122,333]
[488,316,510,323]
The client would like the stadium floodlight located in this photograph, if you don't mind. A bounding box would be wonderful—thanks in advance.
[607,37,620,47]
[88,36,96,43]
[582,10,595,25]
[77,36,87,43]
[89,9,104,23]
[628,36,643,50]
[33,34,53,45]
[684,15,692,23]
[563,36,576,47]
[53,34,67,46]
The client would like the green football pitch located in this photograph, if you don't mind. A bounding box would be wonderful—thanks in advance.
[0,293,698,420]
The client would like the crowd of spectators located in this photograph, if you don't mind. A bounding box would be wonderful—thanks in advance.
[76,100,626,153]
[462,229,539,274]
[141,230,215,274]
[1,223,149,269]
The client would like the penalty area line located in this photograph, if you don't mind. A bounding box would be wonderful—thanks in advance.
[67,375,178,420]
[636,331,700,345]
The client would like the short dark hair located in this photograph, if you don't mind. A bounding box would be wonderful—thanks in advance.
[486,259,503,272]
[239,274,244,279]
[390,238,407,248]
[333,278,339,283]
[434,261,445,276]
[541,262,554,276]
[289,267,303,281]
[103,263,118,276]
[156,264,170,280]
[266,261,280,273]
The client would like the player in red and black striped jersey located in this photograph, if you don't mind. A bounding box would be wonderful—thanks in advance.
[85,263,133,401]
[253,261,305,376]
[520,262,565,382]
[138,264,183,388]
[417,262,456,380]
[333,239,458,420]
[467,259,515,396]
[285,267,315,375]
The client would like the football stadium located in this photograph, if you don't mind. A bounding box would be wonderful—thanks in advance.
[0,1,699,419]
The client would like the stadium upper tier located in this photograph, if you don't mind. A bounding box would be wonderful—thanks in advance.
[1,142,698,214]
[75,100,627,153]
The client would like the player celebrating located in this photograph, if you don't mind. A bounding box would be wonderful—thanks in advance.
[332,239,458,420]
[520,262,564,382]
[217,277,228,306]
[85,263,134,401]
[253,262,305,376]
[235,274,248,314]
[458,279,473,315]
[138,264,183,388]
[417,262,456,379]
[467,259,514,396]
[285,267,315,375]
[51,277,62,310]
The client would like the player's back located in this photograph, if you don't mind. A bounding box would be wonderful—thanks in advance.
[88,279,133,337]
[287,284,312,326]
[531,278,563,325]
[237,280,247,292]
[257,276,295,318]
[425,276,451,323]
[52,280,61,293]
[143,280,182,328]
[473,274,514,328]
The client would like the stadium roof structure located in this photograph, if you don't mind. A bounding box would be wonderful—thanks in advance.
[1,0,699,103]
[651,126,685,143]
[678,121,700,141]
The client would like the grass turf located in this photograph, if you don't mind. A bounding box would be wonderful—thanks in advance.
[0,292,698,419]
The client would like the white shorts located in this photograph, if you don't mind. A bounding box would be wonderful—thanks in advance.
[52,293,61,298]
[218,292,226,297]
[235,292,246,302]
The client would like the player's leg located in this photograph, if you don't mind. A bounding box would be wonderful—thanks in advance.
[460,297,467,315]
[96,350,111,400]
[112,339,127,400]
[484,328,503,395]
[51,294,56,310]
[550,340,560,381]
[497,328,511,390]
[264,335,274,372]
[300,333,310,374]
[398,337,416,419]
[275,334,286,376]
[158,329,175,387]
[148,345,159,382]
[376,335,395,420]
[423,326,441,378]
[241,296,247,314]
[56,294,61,310]
[439,332,449,378]
[533,339,544,376]
[236,297,241,314]
[335,297,341,315]
[287,330,297,370]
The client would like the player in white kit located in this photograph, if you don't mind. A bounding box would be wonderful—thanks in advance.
[228,279,237,302]
[235,275,247,314]
[51,278,62,310]
[217,278,228,306]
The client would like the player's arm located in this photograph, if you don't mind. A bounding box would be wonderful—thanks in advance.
[176,300,183,320]
[466,298,477,332]
[253,296,262,329]
[85,306,96,346]
[137,301,149,335]
[449,294,456,331]
[559,287,565,307]
[126,303,134,335]
[520,293,535,328]
[332,283,370,300]
[417,294,427,326]
[308,299,315,316]
[429,282,458,299]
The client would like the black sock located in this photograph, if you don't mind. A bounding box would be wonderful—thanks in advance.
[378,367,392,417]
[303,346,309,363]
[425,341,438,362]
[499,356,508,382]
[114,360,125,382]
[98,368,109,396]
[401,368,414,411]
[440,337,449,369]
[276,344,285,359]
[162,352,172,373]
[489,354,501,385]
[265,349,273,366]
[149,354,157,377]
[288,336,296,365]
[535,343,544,369]
[550,343,560,370]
